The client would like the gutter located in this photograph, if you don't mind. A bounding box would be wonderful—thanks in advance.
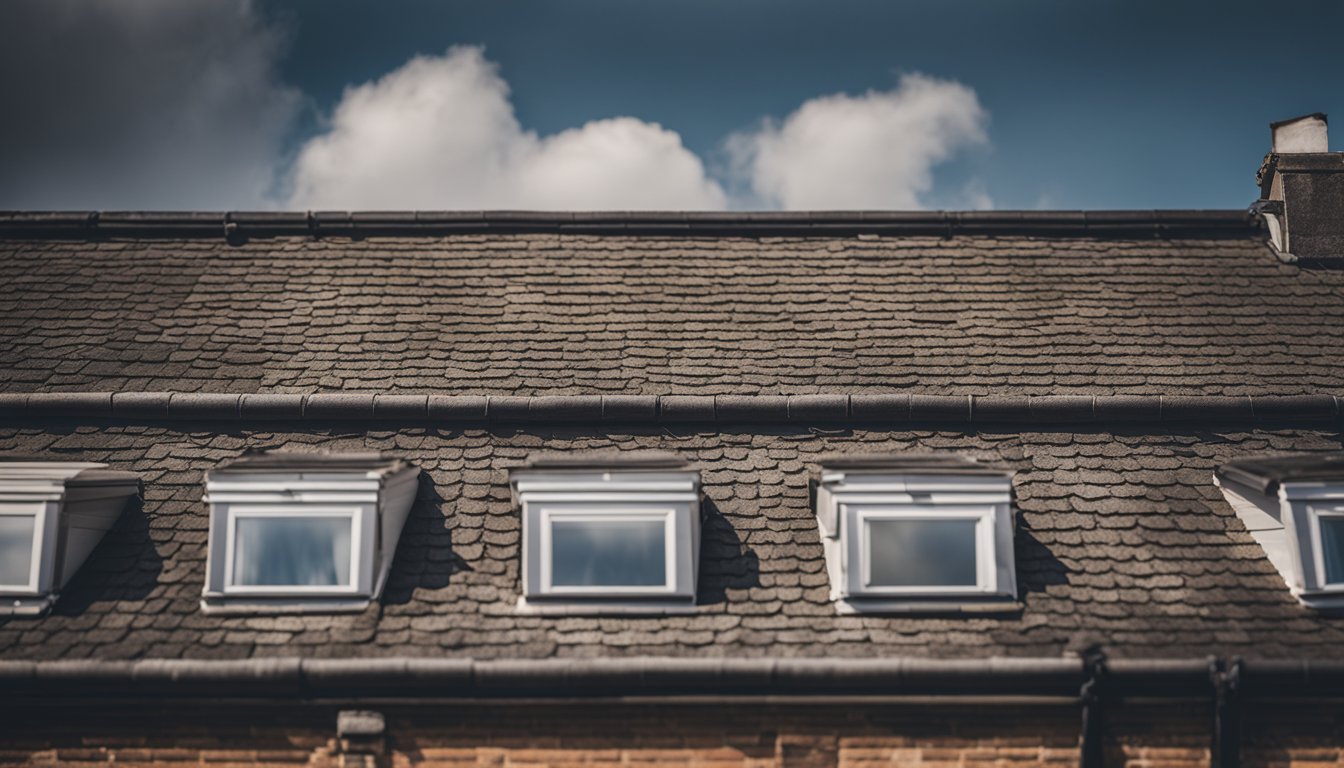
[4,656,1334,768]
[0,392,1339,429]
[0,656,1334,700]
[0,210,1264,241]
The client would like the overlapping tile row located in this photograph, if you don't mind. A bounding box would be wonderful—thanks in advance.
[1,392,1338,426]
[3,234,1344,395]
[1,424,1342,661]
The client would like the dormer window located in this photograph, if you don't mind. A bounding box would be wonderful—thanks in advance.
[1216,453,1344,609]
[0,461,140,616]
[511,453,701,614]
[202,451,419,614]
[814,455,1018,614]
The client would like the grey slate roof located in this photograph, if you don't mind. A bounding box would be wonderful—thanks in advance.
[4,211,1344,665]
[3,211,1343,397]
[1,423,1343,662]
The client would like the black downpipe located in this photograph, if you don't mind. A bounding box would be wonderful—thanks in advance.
[1079,649,1107,768]
[1211,658,1243,768]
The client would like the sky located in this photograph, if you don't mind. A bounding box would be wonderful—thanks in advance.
[1,0,1342,212]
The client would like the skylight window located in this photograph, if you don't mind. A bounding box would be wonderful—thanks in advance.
[0,509,38,592]
[511,453,700,614]
[1217,453,1344,609]
[0,461,140,616]
[201,451,419,614]
[814,455,1018,614]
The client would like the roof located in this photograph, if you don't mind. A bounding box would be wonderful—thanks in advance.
[3,209,1344,670]
[9,209,1344,398]
[1216,453,1344,494]
[2,422,1344,662]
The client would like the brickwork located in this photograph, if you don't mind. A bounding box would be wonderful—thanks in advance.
[0,702,1088,767]
[3,700,1340,767]
[1243,701,1344,767]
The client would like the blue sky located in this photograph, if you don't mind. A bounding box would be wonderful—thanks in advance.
[2,0,1342,211]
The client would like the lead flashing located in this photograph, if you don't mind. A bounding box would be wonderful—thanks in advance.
[0,210,1265,241]
[0,393,1338,429]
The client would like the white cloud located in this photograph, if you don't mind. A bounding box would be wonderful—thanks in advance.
[0,6,992,213]
[727,74,990,210]
[0,1,301,210]
[287,47,726,210]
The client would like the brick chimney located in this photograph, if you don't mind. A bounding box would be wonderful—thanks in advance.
[1257,113,1344,260]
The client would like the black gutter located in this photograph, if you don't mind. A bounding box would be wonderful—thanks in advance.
[0,657,1216,701]
[0,392,1338,429]
[1,657,1341,701]
[0,210,1264,240]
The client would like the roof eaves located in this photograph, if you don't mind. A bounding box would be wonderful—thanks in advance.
[0,210,1266,241]
[0,393,1339,429]
[1,657,1340,701]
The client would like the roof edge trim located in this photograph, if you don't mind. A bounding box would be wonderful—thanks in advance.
[0,210,1265,240]
[0,393,1337,429]
[0,657,1339,699]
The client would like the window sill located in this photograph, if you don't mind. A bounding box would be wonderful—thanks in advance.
[0,594,56,617]
[515,596,698,616]
[1293,591,1344,613]
[199,595,373,616]
[835,596,1023,616]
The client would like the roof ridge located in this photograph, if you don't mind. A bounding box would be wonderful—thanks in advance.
[0,392,1335,428]
[0,210,1265,240]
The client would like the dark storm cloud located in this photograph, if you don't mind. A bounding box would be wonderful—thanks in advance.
[0,1,301,210]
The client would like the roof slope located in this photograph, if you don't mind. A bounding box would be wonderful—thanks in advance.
[2,212,1342,396]
[2,423,1343,662]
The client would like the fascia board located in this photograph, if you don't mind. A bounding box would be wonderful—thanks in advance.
[205,479,384,493]
[0,490,67,502]
[0,463,107,480]
[519,491,700,504]
[203,491,381,504]
[828,491,1012,506]
[1280,481,1344,501]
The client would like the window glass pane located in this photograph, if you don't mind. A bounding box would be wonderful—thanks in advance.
[0,515,36,587]
[551,519,666,587]
[1321,518,1344,585]
[232,516,352,587]
[867,518,979,588]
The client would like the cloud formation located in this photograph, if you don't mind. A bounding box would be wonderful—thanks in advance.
[728,74,990,210]
[287,48,726,210]
[0,1,301,210]
[0,3,991,212]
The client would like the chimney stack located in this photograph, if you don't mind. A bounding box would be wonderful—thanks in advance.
[1257,113,1344,260]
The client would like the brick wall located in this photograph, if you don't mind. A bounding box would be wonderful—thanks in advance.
[0,700,1225,768]
[6,699,1343,767]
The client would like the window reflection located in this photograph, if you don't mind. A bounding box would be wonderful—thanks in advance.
[551,519,665,587]
[1321,518,1344,585]
[233,517,352,587]
[867,518,978,587]
[0,515,35,586]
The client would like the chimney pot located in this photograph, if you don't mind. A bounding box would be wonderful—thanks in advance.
[1272,113,1328,153]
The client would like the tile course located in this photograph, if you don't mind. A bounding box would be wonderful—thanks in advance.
[3,234,1344,396]
[1,424,1340,661]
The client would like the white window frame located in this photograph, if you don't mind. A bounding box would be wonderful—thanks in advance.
[853,505,997,596]
[511,466,702,613]
[1308,503,1344,592]
[222,505,362,596]
[0,503,44,593]
[538,505,678,595]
